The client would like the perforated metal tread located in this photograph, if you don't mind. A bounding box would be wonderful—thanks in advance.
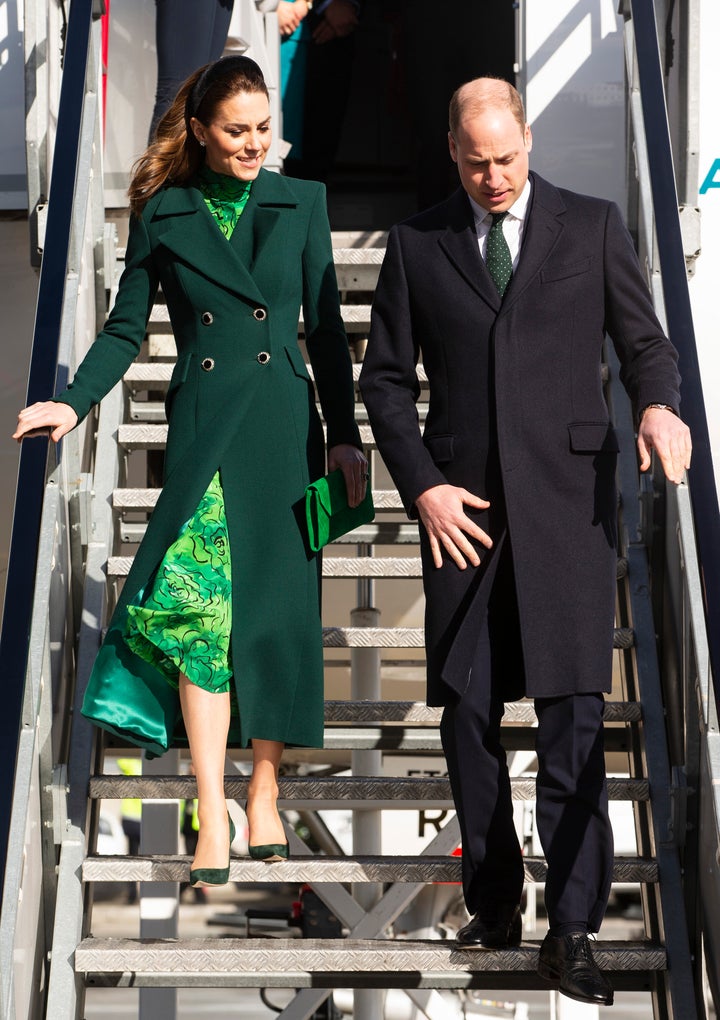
[147,304,372,333]
[123,362,428,386]
[324,699,642,724]
[88,774,649,809]
[107,555,423,579]
[112,486,405,510]
[75,937,666,987]
[117,422,376,449]
[82,853,658,885]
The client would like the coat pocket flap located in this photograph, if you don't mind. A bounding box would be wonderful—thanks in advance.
[568,421,620,453]
[540,256,592,283]
[423,433,455,463]
[285,343,312,381]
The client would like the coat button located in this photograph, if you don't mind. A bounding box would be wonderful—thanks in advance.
[253,307,267,321]
[256,352,271,365]
[201,357,215,371]
[201,311,214,326]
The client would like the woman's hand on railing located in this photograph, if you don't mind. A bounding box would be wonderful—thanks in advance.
[13,401,78,443]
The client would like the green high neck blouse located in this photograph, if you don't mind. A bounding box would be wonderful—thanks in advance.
[196,163,253,239]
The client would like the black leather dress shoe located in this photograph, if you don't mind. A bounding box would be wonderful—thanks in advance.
[537,932,614,1005]
[456,904,522,949]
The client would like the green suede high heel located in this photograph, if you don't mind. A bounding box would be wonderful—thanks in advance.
[190,814,236,888]
[248,841,289,862]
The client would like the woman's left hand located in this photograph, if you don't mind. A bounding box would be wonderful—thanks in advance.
[328,444,368,508]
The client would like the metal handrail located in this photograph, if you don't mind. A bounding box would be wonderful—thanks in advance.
[622,1,720,1011]
[0,0,105,1014]
[625,0,720,708]
[0,0,97,902]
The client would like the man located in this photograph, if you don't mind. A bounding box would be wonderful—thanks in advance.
[359,78,691,1007]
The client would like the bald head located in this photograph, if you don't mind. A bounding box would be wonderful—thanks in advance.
[449,78,526,138]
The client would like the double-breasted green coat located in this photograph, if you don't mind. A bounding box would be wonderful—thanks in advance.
[58,169,360,756]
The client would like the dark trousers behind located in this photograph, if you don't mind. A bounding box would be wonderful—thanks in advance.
[440,616,614,932]
[150,0,234,139]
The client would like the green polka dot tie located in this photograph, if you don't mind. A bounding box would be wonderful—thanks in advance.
[486,211,513,297]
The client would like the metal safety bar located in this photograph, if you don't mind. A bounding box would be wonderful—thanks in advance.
[0,1,109,1017]
[621,1,720,1013]
[622,0,720,709]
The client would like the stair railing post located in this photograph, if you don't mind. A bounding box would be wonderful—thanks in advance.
[139,750,179,1020]
[351,558,386,1018]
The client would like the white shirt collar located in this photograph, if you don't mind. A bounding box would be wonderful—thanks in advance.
[468,176,533,227]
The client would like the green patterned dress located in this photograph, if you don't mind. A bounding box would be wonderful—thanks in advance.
[123,166,252,696]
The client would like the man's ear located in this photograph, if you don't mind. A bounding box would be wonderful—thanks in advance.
[448,131,458,164]
[524,123,533,153]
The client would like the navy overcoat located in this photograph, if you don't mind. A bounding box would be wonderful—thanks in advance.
[360,173,681,705]
[58,169,360,754]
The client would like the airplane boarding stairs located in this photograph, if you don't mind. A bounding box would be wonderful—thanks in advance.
[2,1,720,1018]
[36,239,704,1020]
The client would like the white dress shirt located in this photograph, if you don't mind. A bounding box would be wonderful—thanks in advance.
[469,177,533,272]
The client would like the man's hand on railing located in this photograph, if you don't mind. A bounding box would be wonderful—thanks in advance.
[13,401,78,443]
[637,406,692,485]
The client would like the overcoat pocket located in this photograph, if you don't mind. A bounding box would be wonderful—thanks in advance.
[284,343,312,381]
[165,352,193,416]
[540,256,592,283]
[568,421,620,453]
[423,433,455,464]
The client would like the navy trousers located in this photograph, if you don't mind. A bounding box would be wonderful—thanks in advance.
[150,0,234,139]
[440,613,614,932]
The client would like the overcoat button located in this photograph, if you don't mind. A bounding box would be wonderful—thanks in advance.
[256,352,271,365]
[201,311,214,325]
[253,307,267,321]
[201,357,215,371]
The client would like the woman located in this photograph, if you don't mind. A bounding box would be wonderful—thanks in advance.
[14,55,366,884]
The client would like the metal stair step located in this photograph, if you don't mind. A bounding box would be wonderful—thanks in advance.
[106,555,422,580]
[88,774,648,809]
[127,399,429,425]
[123,361,428,387]
[118,520,418,545]
[117,422,376,450]
[147,304,372,335]
[323,626,635,650]
[324,699,641,724]
[82,853,658,885]
[112,487,405,511]
[75,937,666,988]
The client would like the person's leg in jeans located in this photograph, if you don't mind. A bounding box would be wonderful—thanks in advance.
[149,0,234,139]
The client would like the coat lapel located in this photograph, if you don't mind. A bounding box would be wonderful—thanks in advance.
[438,189,501,312]
[229,167,298,274]
[151,169,299,305]
[500,172,566,314]
[152,185,266,304]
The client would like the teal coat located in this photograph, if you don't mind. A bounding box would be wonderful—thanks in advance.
[59,169,360,756]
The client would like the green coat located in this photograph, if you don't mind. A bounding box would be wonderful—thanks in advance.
[59,169,360,756]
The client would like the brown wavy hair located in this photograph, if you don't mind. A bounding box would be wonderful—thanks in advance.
[128,55,269,216]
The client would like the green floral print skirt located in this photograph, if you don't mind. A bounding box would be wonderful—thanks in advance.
[124,471,232,694]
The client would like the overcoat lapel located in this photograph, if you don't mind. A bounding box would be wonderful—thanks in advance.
[153,186,266,305]
[500,173,566,314]
[438,189,501,312]
[230,168,297,274]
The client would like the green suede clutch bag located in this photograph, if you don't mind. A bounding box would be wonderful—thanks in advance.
[305,468,375,551]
